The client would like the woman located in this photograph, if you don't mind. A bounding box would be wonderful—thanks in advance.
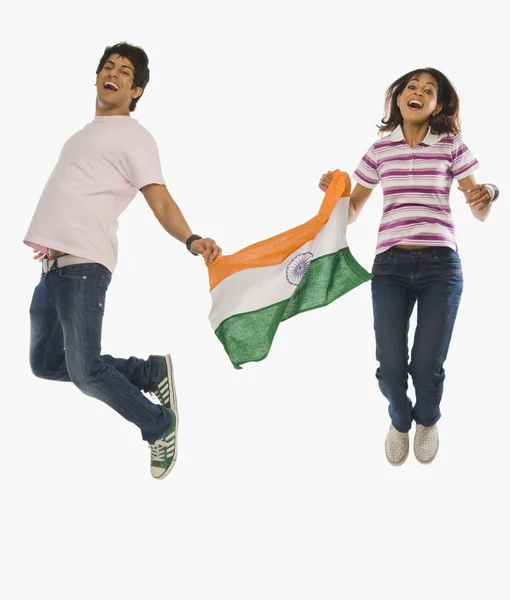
[319,68,499,466]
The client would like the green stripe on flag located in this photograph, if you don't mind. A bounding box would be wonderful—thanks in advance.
[215,247,372,369]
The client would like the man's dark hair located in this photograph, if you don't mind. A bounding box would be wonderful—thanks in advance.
[378,68,461,136]
[96,42,150,112]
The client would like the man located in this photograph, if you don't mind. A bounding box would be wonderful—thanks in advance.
[24,42,221,480]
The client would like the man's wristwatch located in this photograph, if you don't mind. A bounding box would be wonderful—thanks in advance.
[186,234,202,255]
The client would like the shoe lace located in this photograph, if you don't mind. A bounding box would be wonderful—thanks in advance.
[150,438,172,462]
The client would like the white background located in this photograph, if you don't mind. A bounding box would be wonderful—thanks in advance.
[2,1,509,598]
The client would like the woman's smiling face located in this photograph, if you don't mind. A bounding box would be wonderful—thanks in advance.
[397,72,442,124]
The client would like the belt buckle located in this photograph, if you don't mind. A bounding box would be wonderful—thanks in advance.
[42,257,56,273]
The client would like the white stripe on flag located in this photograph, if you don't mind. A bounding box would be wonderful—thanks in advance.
[209,198,349,330]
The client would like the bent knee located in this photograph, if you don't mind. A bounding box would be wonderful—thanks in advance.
[376,363,408,384]
[30,354,52,379]
[68,360,106,391]
[410,363,445,384]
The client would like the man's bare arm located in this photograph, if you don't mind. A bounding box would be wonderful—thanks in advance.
[141,183,221,262]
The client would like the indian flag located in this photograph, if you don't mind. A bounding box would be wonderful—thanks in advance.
[207,170,372,369]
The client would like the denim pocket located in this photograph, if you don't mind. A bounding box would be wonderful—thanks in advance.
[97,274,110,314]
[372,249,395,275]
[432,249,462,277]
[59,265,90,280]
[374,249,392,264]
[57,265,111,313]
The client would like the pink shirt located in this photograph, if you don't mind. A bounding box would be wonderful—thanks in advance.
[353,126,479,254]
[24,115,165,273]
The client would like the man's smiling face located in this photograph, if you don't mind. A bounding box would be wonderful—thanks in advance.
[95,54,142,114]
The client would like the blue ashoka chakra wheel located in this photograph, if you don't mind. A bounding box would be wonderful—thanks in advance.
[286,252,313,286]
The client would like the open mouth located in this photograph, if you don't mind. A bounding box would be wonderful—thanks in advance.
[103,81,119,93]
[407,100,423,110]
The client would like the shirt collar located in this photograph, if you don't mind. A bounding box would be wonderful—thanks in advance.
[390,125,440,146]
[93,116,136,123]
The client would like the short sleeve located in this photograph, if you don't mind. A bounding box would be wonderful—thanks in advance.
[451,134,479,180]
[353,145,380,189]
[122,128,166,189]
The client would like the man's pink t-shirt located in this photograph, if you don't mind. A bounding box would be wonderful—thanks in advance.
[24,115,165,273]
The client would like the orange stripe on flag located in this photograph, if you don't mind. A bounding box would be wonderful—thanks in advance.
[207,170,351,291]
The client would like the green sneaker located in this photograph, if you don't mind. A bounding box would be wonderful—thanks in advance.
[151,354,177,412]
[150,418,178,479]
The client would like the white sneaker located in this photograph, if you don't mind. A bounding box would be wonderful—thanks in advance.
[414,424,439,464]
[385,425,409,466]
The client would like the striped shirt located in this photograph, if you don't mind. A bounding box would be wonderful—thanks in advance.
[353,125,479,254]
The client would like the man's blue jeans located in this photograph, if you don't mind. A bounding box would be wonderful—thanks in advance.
[371,246,464,433]
[29,263,172,443]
